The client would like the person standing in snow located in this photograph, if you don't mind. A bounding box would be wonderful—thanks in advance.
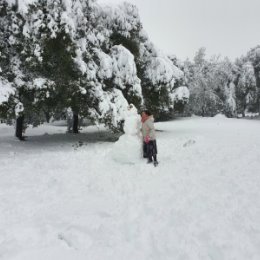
[141,110,158,166]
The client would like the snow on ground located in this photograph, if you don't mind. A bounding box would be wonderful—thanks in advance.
[0,117,260,260]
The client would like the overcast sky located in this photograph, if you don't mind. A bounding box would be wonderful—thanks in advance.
[99,0,260,61]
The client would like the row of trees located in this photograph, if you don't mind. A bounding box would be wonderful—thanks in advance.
[0,0,188,139]
[2,0,258,141]
[184,47,260,117]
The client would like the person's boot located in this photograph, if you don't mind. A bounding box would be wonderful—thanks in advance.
[153,161,159,167]
[147,158,153,164]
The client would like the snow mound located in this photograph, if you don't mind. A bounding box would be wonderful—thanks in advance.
[111,104,142,164]
[214,113,227,119]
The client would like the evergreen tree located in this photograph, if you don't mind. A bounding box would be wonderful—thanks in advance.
[0,0,27,138]
[0,0,188,139]
[247,46,260,113]
[236,60,257,116]
[185,48,223,116]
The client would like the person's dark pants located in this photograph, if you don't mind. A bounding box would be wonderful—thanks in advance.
[147,140,158,162]
[143,141,148,158]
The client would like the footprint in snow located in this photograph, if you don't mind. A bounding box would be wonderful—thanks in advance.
[183,139,196,147]
[72,140,84,150]
[58,227,93,250]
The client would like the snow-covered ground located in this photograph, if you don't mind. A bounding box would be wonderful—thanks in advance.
[0,116,260,260]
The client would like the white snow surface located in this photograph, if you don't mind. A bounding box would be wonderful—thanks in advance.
[0,117,260,260]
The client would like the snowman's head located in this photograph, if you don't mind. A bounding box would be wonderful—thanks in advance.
[127,104,135,110]
[126,104,137,115]
[128,104,133,110]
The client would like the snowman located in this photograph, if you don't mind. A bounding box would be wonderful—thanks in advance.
[111,104,142,164]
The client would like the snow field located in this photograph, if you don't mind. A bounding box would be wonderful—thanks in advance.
[0,117,260,260]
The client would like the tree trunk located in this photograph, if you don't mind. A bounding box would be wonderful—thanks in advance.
[44,111,50,123]
[14,0,18,11]
[15,115,24,140]
[73,113,79,134]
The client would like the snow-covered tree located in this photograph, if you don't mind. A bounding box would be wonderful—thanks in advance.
[99,2,189,120]
[212,58,237,117]
[0,0,144,135]
[136,30,188,119]
[185,48,223,116]
[247,45,260,113]
[0,0,27,138]
[184,48,239,117]
[0,6,15,118]
[236,60,257,116]
[0,0,189,139]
